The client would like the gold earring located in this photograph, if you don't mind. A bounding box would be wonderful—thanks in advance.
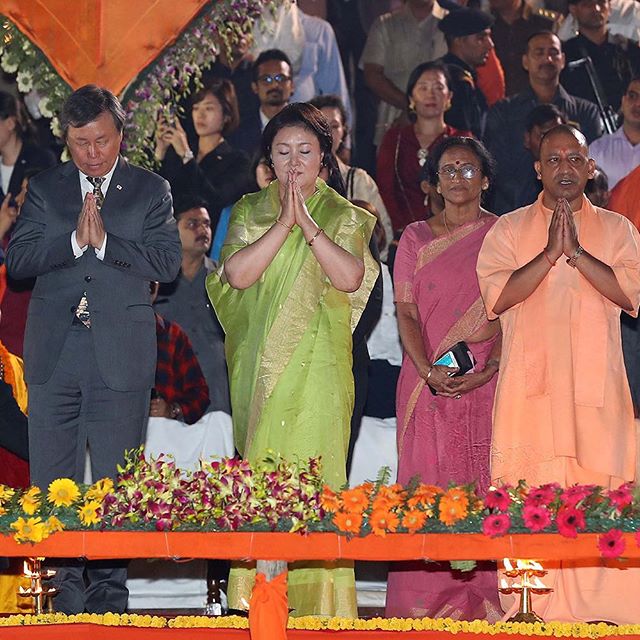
[436,185,442,194]
[482,183,488,191]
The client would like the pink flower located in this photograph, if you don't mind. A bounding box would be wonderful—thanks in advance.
[522,504,552,532]
[598,529,626,558]
[560,485,596,508]
[524,484,558,507]
[485,487,512,512]
[607,485,633,512]
[635,530,640,548]
[482,513,511,538]
[556,507,586,538]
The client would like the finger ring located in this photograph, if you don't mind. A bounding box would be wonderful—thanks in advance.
[455,394,461,399]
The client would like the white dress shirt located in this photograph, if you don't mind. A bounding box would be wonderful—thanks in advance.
[589,127,640,190]
[71,158,118,260]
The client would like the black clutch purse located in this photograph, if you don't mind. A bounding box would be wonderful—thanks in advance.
[428,341,476,394]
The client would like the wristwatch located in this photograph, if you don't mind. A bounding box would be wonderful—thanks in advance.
[182,149,194,164]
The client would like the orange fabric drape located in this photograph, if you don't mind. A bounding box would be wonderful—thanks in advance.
[608,166,640,230]
[477,48,506,107]
[249,572,288,640]
[2,0,210,93]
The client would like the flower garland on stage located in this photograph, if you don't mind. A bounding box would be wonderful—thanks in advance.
[1,612,640,637]
[0,0,286,168]
[0,452,640,561]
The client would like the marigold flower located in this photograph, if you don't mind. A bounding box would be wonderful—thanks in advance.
[401,509,427,533]
[407,484,442,509]
[340,487,370,514]
[0,485,15,502]
[369,508,399,537]
[333,510,363,534]
[598,529,626,558]
[11,516,47,543]
[320,486,340,513]
[438,488,469,526]
[47,478,80,507]
[482,513,511,538]
[85,477,114,502]
[19,487,41,515]
[372,485,405,511]
[522,504,552,532]
[78,501,101,526]
[45,516,64,534]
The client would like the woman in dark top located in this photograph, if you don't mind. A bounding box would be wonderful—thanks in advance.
[155,79,253,228]
[0,92,57,356]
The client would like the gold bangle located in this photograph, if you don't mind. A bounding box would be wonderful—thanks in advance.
[275,218,293,233]
[308,227,324,246]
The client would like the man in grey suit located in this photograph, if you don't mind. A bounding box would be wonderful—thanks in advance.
[6,85,182,614]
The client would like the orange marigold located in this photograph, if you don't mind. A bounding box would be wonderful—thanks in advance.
[438,488,469,526]
[407,484,443,509]
[369,508,399,537]
[320,486,340,513]
[340,487,370,514]
[333,510,363,534]
[372,485,405,511]
[401,509,428,533]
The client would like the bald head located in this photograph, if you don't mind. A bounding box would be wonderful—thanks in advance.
[540,124,588,154]
[536,124,595,208]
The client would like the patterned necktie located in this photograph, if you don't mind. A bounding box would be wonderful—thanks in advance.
[86,175,105,210]
[75,176,106,328]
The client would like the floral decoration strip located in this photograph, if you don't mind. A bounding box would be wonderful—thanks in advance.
[0,0,286,168]
[1,454,640,562]
[3,613,640,637]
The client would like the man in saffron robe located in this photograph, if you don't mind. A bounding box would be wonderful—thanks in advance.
[477,124,640,623]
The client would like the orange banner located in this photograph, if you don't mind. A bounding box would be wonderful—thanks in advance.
[1,0,209,93]
[0,531,637,561]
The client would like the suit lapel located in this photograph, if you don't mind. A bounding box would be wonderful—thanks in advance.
[59,161,83,217]
[101,156,129,218]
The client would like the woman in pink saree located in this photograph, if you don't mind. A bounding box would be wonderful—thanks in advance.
[386,137,502,621]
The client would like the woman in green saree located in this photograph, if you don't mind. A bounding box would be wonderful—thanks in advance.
[206,103,378,617]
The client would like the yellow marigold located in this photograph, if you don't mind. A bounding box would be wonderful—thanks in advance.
[339,487,370,514]
[11,516,48,543]
[85,477,114,502]
[401,508,428,533]
[333,510,363,534]
[19,487,41,515]
[369,508,399,537]
[47,478,80,507]
[78,501,101,526]
[320,486,340,513]
[438,487,469,526]
[45,515,64,534]
[0,484,15,502]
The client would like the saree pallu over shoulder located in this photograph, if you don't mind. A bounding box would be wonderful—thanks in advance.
[206,179,378,457]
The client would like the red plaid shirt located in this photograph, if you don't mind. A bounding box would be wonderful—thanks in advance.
[154,314,210,424]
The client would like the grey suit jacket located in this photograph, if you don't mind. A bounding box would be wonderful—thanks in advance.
[6,157,182,391]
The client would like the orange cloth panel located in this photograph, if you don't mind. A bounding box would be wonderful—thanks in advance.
[2,0,209,93]
[476,48,505,107]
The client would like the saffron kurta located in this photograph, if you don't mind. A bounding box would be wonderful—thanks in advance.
[477,193,640,623]
[206,179,378,617]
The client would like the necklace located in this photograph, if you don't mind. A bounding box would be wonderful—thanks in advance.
[442,209,482,235]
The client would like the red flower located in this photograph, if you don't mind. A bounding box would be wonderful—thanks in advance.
[482,513,511,538]
[485,487,512,512]
[598,529,626,558]
[635,530,640,548]
[522,504,552,532]
[556,507,586,538]
[560,485,596,508]
[524,484,558,508]
[607,485,633,513]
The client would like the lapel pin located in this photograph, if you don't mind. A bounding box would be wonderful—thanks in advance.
[116,184,123,190]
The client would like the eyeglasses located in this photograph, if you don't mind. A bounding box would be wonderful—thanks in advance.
[437,164,482,180]
[258,74,291,85]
